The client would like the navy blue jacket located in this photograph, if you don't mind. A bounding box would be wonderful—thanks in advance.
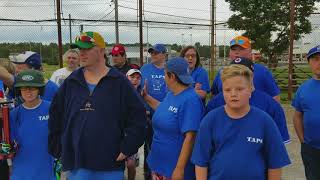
[48,67,147,171]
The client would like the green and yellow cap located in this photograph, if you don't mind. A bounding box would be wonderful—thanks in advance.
[71,31,106,49]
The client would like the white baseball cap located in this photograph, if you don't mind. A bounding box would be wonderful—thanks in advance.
[126,69,141,76]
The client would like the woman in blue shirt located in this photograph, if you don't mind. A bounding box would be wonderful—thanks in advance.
[142,57,204,180]
[180,46,210,101]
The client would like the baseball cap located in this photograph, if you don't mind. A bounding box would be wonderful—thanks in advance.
[165,57,194,85]
[230,57,254,72]
[9,51,42,70]
[307,45,320,60]
[15,69,45,88]
[126,69,141,77]
[230,36,251,49]
[71,31,106,49]
[110,44,126,55]
[148,44,167,54]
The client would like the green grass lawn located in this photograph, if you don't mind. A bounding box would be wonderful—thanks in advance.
[42,63,60,80]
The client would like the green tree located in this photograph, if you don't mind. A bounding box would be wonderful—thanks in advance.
[226,0,317,66]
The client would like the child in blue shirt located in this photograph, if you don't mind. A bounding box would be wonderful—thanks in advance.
[192,64,290,180]
[9,70,55,180]
[292,45,320,180]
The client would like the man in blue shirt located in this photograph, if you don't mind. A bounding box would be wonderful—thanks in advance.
[292,45,320,180]
[0,51,59,102]
[48,32,146,180]
[140,43,168,180]
[211,36,280,102]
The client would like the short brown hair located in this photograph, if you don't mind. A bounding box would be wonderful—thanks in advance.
[221,64,253,84]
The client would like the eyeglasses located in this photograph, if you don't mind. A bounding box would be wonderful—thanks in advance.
[230,39,245,46]
[185,54,196,59]
[75,35,95,43]
[20,87,38,91]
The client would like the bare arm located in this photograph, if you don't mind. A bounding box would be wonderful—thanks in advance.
[195,165,208,180]
[0,66,14,88]
[293,110,304,143]
[144,94,160,110]
[268,168,282,180]
[172,131,196,180]
[195,89,207,99]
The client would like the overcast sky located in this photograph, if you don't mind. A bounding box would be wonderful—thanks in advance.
[0,0,319,46]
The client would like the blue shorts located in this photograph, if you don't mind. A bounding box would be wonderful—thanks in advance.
[68,168,124,180]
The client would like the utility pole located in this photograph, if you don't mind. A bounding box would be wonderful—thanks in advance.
[139,0,143,66]
[288,0,296,100]
[56,0,63,68]
[80,25,83,33]
[69,14,72,44]
[115,0,119,44]
[210,0,215,77]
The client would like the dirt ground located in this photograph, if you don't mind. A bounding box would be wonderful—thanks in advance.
[127,104,306,180]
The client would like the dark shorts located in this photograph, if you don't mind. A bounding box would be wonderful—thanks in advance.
[301,143,320,180]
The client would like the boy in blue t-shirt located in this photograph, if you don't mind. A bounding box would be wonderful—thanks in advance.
[7,70,55,180]
[206,58,290,144]
[292,45,320,180]
[192,64,290,180]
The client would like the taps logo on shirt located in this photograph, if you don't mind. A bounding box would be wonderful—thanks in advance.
[247,137,263,144]
[80,101,95,111]
[38,115,49,121]
[151,75,165,79]
[168,106,178,113]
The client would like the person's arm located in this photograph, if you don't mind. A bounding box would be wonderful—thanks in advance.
[273,95,280,103]
[293,110,304,143]
[268,168,282,180]
[141,80,160,110]
[144,94,160,110]
[0,66,15,88]
[172,131,196,180]
[195,166,208,180]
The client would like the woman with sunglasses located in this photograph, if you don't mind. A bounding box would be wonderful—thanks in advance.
[180,46,210,102]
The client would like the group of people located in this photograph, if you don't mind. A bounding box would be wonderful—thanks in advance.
[0,31,318,180]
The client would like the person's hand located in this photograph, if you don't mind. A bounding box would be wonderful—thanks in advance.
[141,80,148,98]
[116,152,127,161]
[195,83,202,90]
[151,172,160,180]
[171,167,184,180]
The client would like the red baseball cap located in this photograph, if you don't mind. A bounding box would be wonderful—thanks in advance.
[110,44,126,55]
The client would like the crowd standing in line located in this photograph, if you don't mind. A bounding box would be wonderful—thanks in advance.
[0,32,318,180]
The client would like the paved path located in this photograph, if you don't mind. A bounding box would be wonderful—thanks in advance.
[126,104,306,180]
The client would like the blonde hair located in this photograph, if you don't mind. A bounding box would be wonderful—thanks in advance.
[63,49,80,62]
[0,58,15,75]
[221,64,253,84]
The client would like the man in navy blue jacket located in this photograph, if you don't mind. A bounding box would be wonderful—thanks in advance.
[48,31,147,180]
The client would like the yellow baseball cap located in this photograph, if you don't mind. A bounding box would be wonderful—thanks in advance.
[230,36,251,49]
[71,31,106,49]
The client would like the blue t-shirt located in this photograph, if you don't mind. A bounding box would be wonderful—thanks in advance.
[68,169,123,180]
[43,80,59,101]
[292,78,320,149]
[191,106,291,180]
[10,100,55,180]
[206,90,290,143]
[191,67,210,93]
[210,63,280,97]
[140,63,167,102]
[147,87,204,179]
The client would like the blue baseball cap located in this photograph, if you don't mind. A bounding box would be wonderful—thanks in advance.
[9,51,42,70]
[165,57,194,85]
[307,45,320,60]
[148,44,167,54]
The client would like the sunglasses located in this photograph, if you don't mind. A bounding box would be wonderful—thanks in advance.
[75,35,95,43]
[230,39,245,46]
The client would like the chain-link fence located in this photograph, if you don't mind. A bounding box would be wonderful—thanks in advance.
[0,0,319,100]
